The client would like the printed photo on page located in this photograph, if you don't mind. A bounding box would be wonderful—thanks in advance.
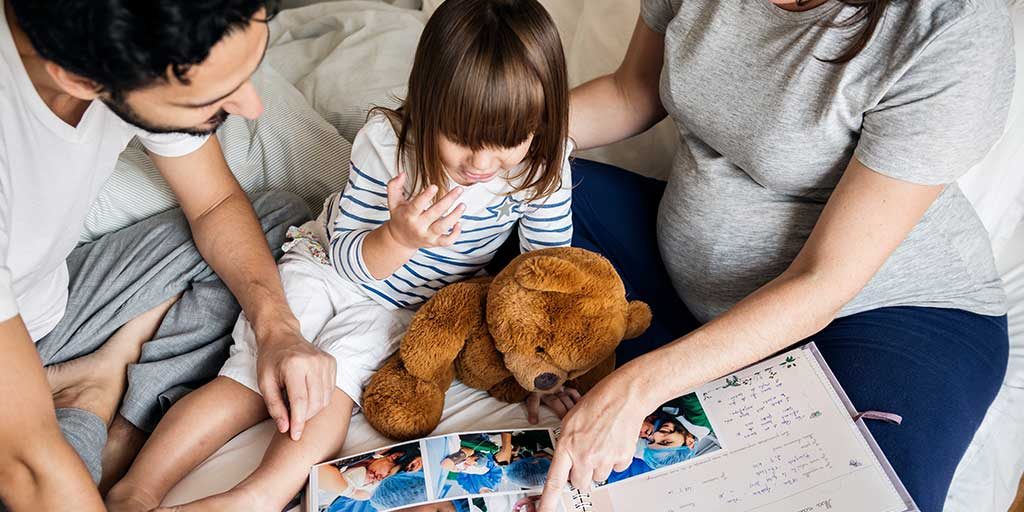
[424,430,556,500]
[600,392,721,486]
[388,494,542,512]
[315,441,426,512]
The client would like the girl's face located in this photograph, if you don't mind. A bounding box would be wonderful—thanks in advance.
[438,134,534,186]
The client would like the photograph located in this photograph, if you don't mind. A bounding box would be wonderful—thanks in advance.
[425,430,556,500]
[390,495,540,512]
[316,441,427,512]
[602,393,721,486]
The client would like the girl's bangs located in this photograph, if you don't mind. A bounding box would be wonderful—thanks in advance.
[436,48,546,150]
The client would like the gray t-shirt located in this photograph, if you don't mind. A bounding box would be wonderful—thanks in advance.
[643,0,1015,323]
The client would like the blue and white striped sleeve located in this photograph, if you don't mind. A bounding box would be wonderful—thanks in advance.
[328,117,399,283]
[518,156,573,253]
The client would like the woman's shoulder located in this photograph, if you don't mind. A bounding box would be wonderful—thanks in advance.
[881,0,1012,50]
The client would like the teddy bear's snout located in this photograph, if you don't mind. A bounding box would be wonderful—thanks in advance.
[533,372,560,391]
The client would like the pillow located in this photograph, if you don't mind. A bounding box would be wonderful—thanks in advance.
[957,2,1024,258]
[263,1,423,142]
[80,65,351,242]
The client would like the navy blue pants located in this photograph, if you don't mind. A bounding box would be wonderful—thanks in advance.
[568,159,1009,512]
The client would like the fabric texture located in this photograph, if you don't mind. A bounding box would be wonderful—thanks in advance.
[54,408,108,484]
[36,191,310,434]
[219,243,414,407]
[0,5,208,337]
[570,158,1010,512]
[642,0,1014,323]
[325,114,573,310]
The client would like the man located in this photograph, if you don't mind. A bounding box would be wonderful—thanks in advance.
[0,1,339,509]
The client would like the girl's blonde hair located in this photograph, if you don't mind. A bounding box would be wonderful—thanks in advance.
[374,0,570,203]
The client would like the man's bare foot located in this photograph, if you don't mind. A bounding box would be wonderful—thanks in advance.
[45,295,180,424]
[47,350,131,426]
[100,416,149,496]
[154,485,269,512]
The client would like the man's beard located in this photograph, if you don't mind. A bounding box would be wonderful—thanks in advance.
[103,97,229,137]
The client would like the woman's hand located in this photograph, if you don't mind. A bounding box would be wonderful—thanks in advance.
[526,387,582,424]
[537,375,649,512]
[384,172,465,251]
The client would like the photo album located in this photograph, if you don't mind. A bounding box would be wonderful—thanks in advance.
[307,343,918,512]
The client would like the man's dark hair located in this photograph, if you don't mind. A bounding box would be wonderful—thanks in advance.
[9,0,277,99]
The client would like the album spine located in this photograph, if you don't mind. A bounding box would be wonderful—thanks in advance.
[570,489,593,512]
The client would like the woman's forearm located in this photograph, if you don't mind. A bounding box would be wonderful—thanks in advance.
[569,17,667,151]
[615,268,846,412]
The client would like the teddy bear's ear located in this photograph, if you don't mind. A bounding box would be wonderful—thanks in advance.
[514,255,587,294]
[623,300,653,340]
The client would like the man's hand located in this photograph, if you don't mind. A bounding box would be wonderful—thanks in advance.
[255,325,336,441]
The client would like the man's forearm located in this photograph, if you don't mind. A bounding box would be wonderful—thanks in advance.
[187,191,298,344]
[0,317,104,511]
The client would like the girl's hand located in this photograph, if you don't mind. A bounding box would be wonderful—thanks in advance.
[526,387,582,424]
[513,496,540,512]
[384,172,465,250]
[537,376,647,512]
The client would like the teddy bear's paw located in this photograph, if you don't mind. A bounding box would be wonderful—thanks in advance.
[363,359,447,441]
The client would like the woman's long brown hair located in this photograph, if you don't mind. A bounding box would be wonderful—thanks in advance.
[374,0,569,203]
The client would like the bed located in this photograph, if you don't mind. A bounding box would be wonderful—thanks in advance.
[81,1,1024,510]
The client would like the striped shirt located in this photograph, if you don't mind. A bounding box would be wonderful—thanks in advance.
[326,115,573,310]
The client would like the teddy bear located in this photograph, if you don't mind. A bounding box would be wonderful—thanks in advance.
[362,246,652,441]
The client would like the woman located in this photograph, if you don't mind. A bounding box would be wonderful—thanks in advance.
[538,1,1014,511]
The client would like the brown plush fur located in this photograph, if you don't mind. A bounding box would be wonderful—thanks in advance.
[362,247,652,440]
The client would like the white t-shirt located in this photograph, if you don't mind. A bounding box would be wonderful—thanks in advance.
[0,6,209,340]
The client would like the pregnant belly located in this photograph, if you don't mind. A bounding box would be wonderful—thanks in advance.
[655,171,824,322]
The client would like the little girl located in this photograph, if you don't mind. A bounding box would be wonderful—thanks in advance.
[107,1,572,510]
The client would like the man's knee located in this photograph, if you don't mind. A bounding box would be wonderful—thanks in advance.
[252,191,311,221]
[251,191,313,240]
